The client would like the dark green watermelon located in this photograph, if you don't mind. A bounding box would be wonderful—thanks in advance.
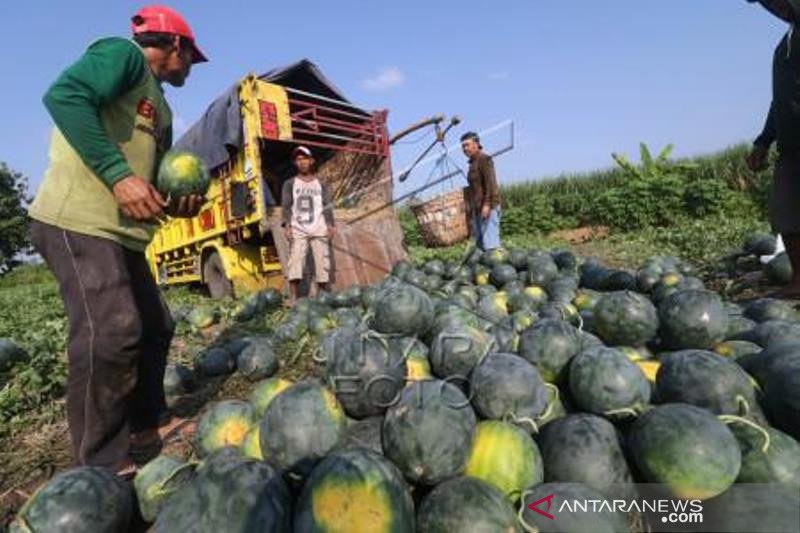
[546,276,579,304]
[236,336,279,381]
[728,419,800,487]
[744,298,798,323]
[568,346,651,417]
[194,347,235,377]
[704,483,800,533]
[739,319,800,348]
[325,330,406,418]
[294,448,414,532]
[628,403,741,500]
[233,296,261,322]
[337,416,384,455]
[423,259,446,277]
[470,352,549,428]
[392,260,413,278]
[726,315,757,340]
[658,290,728,350]
[134,455,196,522]
[743,232,778,256]
[416,476,518,533]
[382,380,476,485]
[508,248,530,270]
[593,291,658,347]
[604,270,637,291]
[371,283,434,337]
[501,279,525,296]
[519,482,629,533]
[154,448,291,532]
[518,319,582,383]
[764,252,792,285]
[11,467,132,533]
[260,381,346,477]
[480,247,510,268]
[713,340,761,363]
[553,250,578,272]
[537,414,634,499]
[655,350,765,421]
[156,150,210,198]
[429,323,493,379]
[580,262,611,290]
[488,322,519,353]
[636,267,662,293]
[402,268,427,289]
[272,314,308,343]
[762,354,800,440]
[489,263,518,288]
[525,254,559,286]
[257,287,283,309]
[163,363,195,398]
[738,342,800,385]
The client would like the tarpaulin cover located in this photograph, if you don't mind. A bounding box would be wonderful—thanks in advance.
[174,59,350,171]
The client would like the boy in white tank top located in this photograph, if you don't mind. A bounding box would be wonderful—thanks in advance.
[281,146,336,301]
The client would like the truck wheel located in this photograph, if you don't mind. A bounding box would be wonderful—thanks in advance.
[203,252,234,299]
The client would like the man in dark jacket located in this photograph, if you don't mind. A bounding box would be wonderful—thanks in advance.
[748,0,800,297]
[28,5,206,475]
[461,132,502,251]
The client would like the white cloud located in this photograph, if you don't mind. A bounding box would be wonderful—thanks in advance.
[488,71,510,81]
[362,66,405,91]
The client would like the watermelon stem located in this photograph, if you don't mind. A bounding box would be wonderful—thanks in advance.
[718,415,771,453]
[734,394,752,417]
[536,383,561,424]
[517,489,541,533]
[603,404,646,419]
[506,412,539,434]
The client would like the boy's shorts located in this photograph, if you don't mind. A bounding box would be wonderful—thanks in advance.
[287,235,331,283]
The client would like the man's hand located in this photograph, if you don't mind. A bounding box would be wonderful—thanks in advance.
[283,226,292,242]
[166,195,204,218]
[747,145,770,173]
[481,204,491,220]
[328,225,337,240]
[112,175,167,221]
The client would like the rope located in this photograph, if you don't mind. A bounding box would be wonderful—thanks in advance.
[718,415,771,453]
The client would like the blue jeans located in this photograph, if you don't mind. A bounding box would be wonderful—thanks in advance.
[472,208,501,251]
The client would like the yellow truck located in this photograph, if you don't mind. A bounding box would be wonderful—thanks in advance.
[146,60,408,298]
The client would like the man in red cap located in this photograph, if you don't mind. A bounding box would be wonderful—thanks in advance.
[27,5,207,475]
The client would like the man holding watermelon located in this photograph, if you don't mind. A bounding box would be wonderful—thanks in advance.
[747,0,800,298]
[27,5,207,475]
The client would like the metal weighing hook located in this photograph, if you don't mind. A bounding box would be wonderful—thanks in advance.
[393,115,462,183]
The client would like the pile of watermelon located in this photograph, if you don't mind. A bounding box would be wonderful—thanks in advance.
[11,247,800,532]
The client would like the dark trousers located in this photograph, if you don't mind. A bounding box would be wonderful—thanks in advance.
[29,221,174,468]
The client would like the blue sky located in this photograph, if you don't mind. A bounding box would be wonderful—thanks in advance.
[0,1,791,198]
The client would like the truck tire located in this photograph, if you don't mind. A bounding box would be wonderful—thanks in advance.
[203,252,234,299]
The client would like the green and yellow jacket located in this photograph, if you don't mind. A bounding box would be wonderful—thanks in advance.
[29,37,172,251]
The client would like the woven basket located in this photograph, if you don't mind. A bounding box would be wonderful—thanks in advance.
[410,187,472,247]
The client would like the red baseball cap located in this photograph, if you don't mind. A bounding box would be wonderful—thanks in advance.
[131,5,208,63]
